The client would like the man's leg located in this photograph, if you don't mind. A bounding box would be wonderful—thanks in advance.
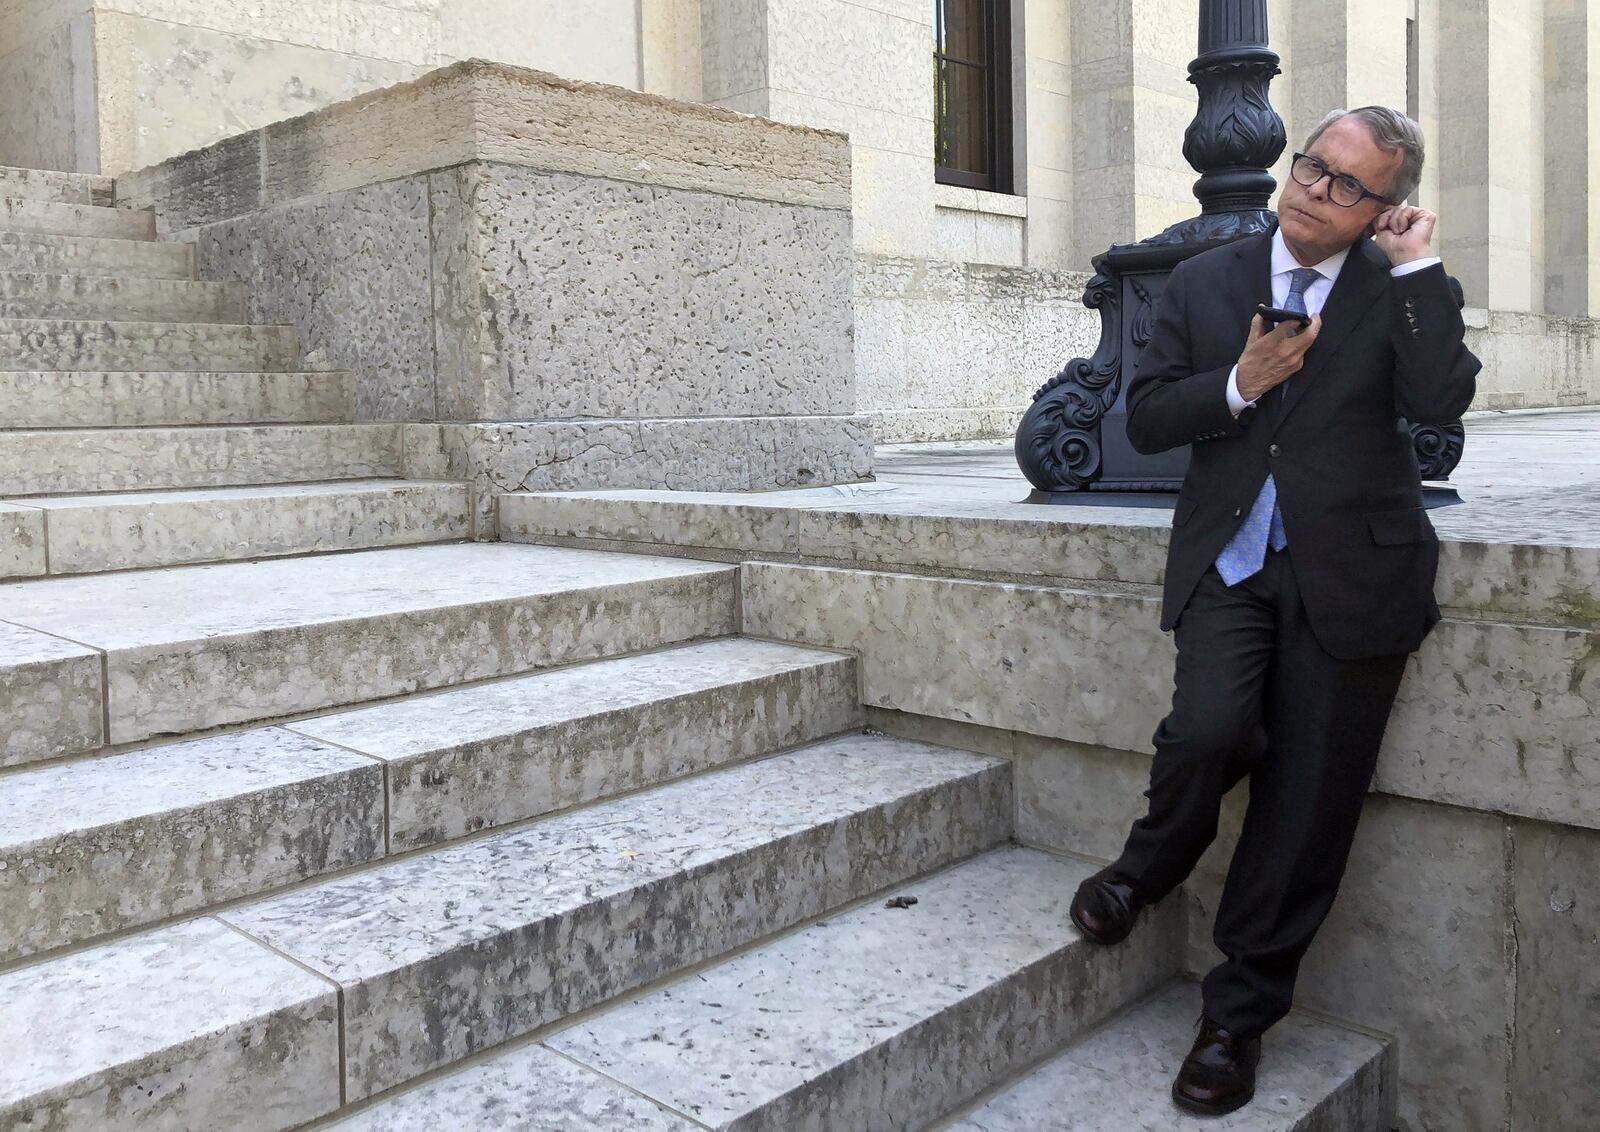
[1199,551,1410,1038]
[1109,564,1278,904]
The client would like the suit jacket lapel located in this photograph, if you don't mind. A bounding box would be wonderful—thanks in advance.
[1274,238,1389,433]
[1220,231,1275,343]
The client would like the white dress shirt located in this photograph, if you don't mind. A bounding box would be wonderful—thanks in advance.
[1225,231,1442,414]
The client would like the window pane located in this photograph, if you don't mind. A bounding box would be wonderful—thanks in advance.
[940,0,987,65]
[937,58,989,175]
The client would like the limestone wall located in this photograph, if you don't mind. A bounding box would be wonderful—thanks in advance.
[0,1,97,171]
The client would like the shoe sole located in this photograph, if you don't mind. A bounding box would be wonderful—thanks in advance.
[1170,1080,1256,1116]
[1068,897,1134,947]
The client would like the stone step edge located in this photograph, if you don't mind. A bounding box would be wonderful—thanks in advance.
[0,231,195,279]
[0,315,295,334]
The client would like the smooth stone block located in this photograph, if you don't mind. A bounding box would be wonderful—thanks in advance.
[0,318,299,372]
[0,165,111,206]
[0,423,401,496]
[220,735,1011,1098]
[0,271,247,323]
[0,500,45,578]
[0,196,156,241]
[0,230,194,279]
[549,846,1183,1131]
[0,543,738,742]
[0,918,341,1130]
[0,620,103,768]
[0,728,385,960]
[0,369,355,428]
[947,981,1395,1132]
[290,637,861,849]
[30,479,471,573]
[325,1043,699,1131]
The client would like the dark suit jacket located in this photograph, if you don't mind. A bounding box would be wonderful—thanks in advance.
[1125,229,1481,660]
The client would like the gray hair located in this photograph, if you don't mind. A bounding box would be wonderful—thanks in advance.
[1305,107,1425,203]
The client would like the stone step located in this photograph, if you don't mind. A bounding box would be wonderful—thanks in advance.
[0,736,1009,1127]
[540,845,1183,1132]
[0,196,156,241]
[943,982,1395,1131]
[0,620,102,770]
[0,231,195,280]
[0,423,400,497]
[0,317,298,372]
[2,480,471,578]
[0,638,859,960]
[0,369,355,429]
[0,543,738,752]
[0,166,114,206]
[0,271,246,323]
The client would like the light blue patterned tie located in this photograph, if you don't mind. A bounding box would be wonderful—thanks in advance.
[1214,267,1319,586]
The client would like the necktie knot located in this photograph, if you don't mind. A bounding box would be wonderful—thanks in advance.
[1284,267,1320,315]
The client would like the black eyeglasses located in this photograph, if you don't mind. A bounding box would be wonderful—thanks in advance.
[1289,152,1397,208]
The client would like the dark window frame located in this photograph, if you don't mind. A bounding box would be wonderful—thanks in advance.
[933,0,1015,194]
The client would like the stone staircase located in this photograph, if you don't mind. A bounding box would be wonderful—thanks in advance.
[0,165,1393,1130]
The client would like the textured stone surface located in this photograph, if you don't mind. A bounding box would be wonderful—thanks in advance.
[0,918,340,1130]
[0,543,737,742]
[0,196,155,241]
[290,637,861,849]
[0,14,95,175]
[0,317,299,372]
[196,176,435,420]
[220,736,1011,1098]
[0,165,110,206]
[29,479,470,573]
[0,229,194,279]
[0,500,44,577]
[0,271,246,323]
[948,981,1395,1132]
[550,847,1182,1131]
[0,423,401,496]
[0,619,102,768]
[326,1043,699,1131]
[0,369,354,428]
[0,729,384,959]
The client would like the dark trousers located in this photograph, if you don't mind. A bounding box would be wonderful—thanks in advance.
[1110,546,1409,1039]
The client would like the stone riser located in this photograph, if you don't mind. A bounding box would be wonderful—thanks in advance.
[0,167,113,207]
[0,232,195,280]
[0,370,355,429]
[1,480,472,580]
[0,272,247,324]
[0,424,399,497]
[2,738,1009,1129]
[0,197,156,242]
[0,639,861,962]
[0,318,299,372]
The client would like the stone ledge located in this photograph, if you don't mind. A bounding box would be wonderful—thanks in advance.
[116,59,853,234]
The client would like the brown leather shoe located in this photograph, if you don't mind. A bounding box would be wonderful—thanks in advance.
[1068,868,1144,946]
[1171,1014,1261,1116]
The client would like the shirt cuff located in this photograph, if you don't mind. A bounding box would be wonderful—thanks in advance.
[1390,256,1441,277]
[1225,364,1256,416]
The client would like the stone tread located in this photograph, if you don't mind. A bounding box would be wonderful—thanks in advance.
[0,369,355,428]
[0,231,194,279]
[0,271,247,324]
[0,637,859,958]
[0,196,156,241]
[0,317,299,372]
[4,479,472,574]
[0,167,113,206]
[941,982,1394,1131]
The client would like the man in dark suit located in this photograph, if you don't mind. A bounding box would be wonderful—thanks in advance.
[1068,107,1481,1116]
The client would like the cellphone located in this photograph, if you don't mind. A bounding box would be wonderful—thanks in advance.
[1256,303,1312,330]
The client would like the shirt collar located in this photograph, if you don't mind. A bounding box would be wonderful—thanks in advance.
[1271,228,1351,283]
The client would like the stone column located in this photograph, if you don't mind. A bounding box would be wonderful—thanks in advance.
[1544,0,1599,316]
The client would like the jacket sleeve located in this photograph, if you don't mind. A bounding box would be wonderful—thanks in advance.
[1124,260,1250,456]
[1390,262,1480,424]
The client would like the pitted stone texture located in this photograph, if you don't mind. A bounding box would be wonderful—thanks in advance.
[0,196,155,241]
[0,271,246,323]
[220,736,1011,1098]
[0,165,110,206]
[0,317,299,372]
[0,230,194,279]
[434,162,854,420]
[196,176,435,420]
[0,620,102,768]
[0,543,737,742]
[948,981,1395,1132]
[29,479,470,573]
[0,369,355,428]
[0,501,44,578]
[0,423,400,496]
[0,729,384,960]
[549,847,1182,1131]
[289,637,861,849]
[0,918,340,1129]
[326,1043,699,1131]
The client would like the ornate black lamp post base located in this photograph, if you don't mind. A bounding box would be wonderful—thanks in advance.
[1015,0,1465,500]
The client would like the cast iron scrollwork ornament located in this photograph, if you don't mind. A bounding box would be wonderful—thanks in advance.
[1014,275,1120,490]
[1409,421,1466,479]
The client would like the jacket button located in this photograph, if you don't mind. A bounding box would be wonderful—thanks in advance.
[1405,297,1416,309]
[1412,328,1422,338]
[1233,508,1243,518]
[1268,443,1280,457]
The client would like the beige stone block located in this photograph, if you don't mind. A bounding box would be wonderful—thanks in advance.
[851,145,934,256]
[0,13,96,174]
[767,88,931,157]
[0,620,103,769]
[0,502,45,579]
[1013,733,1151,862]
[767,0,930,114]
[438,0,634,85]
